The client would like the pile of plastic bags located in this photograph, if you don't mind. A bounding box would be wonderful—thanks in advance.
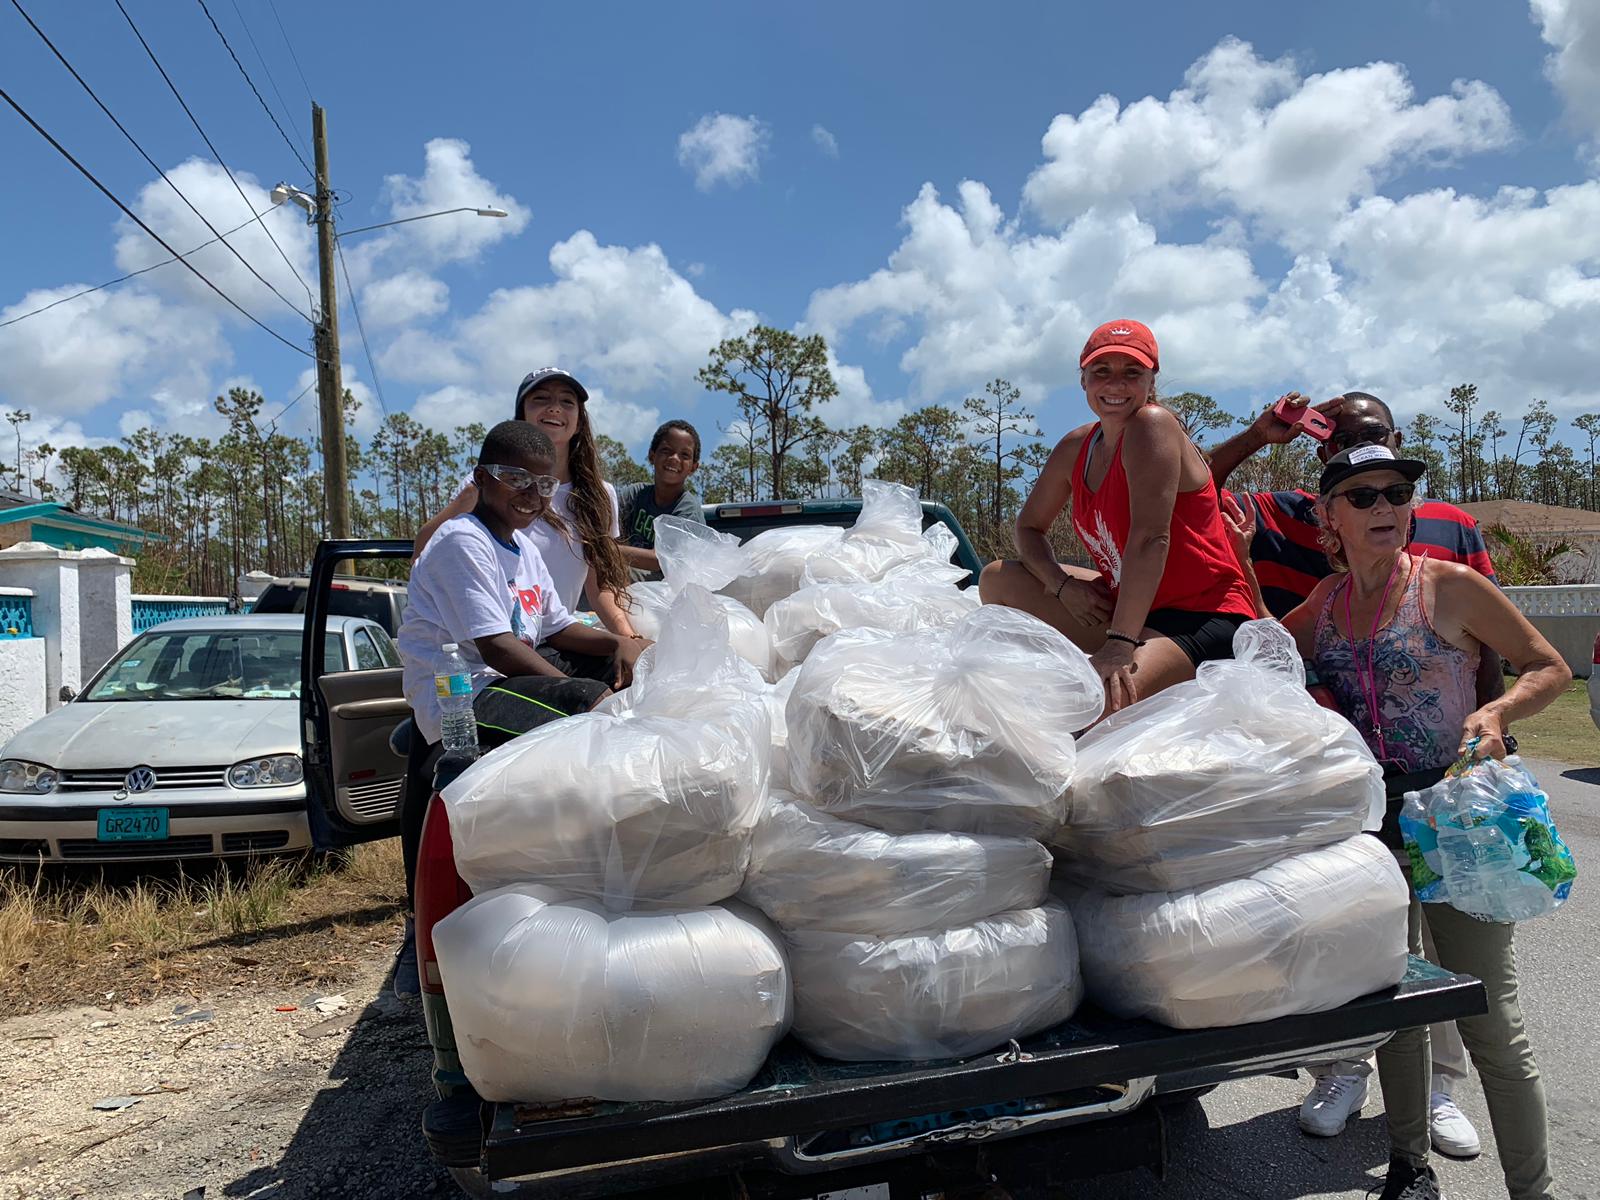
[745,604,1102,1061]
[432,588,793,1102]
[1051,620,1410,1027]
[628,517,775,679]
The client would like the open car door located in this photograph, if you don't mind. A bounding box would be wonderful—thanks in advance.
[300,538,414,848]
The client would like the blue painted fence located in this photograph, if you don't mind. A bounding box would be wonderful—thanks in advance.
[131,596,229,634]
[0,592,33,639]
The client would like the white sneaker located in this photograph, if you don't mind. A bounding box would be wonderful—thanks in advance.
[1299,1073,1369,1137]
[1430,1090,1482,1159]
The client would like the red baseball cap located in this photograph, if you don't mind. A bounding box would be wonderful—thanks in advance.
[1080,319,1159,371]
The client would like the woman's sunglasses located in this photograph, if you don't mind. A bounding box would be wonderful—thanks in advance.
[1333,482,1415,509]
[480,463,559,497]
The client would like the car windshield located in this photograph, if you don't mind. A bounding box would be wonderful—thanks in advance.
[83,630,344,701]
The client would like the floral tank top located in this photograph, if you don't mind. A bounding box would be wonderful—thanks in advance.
[1312,558,1478,773]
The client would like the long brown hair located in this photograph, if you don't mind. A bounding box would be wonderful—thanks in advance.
[520,393,632,606]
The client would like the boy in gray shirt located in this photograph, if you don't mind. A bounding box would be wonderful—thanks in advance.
[616,420,706,577]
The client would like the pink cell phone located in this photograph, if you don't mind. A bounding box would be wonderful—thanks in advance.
[1273,396,1334,441]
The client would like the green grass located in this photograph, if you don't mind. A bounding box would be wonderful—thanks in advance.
[1513,680,1598,767]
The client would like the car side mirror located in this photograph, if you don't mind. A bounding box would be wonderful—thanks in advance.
[59,685,77,703]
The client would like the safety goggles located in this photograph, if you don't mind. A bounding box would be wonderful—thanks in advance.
[1333,482,1415,510]
[480,464,559,497]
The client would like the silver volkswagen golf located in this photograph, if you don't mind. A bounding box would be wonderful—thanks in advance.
[0,614,403,863]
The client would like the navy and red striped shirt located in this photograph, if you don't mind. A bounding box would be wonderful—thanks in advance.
[1228,490,1497,619]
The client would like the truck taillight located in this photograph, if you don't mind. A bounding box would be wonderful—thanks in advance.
[414,792,472,995]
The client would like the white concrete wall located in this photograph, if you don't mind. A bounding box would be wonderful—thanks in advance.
[0,637,47,746]
[1505,586,1600,679]
[0,545,83,709]
[77,549,134,677]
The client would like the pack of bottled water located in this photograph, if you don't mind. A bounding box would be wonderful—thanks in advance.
[1400,755,1577,923]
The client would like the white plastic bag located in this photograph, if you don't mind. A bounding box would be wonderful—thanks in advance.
[442,587,770,907]
[434,885,792,1102]
[765,577,978,673]
[1051,620,1383,894]
[1063,835,1409,1029]
[799,480,965,589]
[629,518,774,679]
[764,669,800,793]
[740,794,1052,935]
[787,606,1103,838]
[720,524,845,619]
[786,900,1082,1061]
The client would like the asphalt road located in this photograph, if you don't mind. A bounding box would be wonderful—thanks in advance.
[1070,754,1600,1200]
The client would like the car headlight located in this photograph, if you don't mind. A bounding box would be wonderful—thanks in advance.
[0,759,58,794]
[228,755,304,789]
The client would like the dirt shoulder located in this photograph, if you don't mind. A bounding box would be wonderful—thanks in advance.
[0,938,452,1200]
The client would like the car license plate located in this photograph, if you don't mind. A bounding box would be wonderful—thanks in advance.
[808,1188,889,1200]
[97,807,169,841]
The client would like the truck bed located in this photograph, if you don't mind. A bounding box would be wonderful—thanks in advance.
[469,957,1482,1184]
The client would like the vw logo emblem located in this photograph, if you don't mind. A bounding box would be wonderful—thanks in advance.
[124,766,158,794]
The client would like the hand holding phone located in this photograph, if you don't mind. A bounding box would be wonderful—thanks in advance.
[1272,394,1335,442]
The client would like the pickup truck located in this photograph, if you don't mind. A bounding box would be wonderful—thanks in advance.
[294,502,1486,1200]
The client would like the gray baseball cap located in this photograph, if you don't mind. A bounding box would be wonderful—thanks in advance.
[514,367,588,414]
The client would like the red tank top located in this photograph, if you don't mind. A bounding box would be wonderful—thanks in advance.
[1071,425,1256,619]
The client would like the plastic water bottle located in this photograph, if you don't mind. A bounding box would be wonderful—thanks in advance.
[1433,785,1552,923]
[435,643,480,760]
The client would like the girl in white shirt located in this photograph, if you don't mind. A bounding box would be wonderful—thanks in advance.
[414,367,644,644]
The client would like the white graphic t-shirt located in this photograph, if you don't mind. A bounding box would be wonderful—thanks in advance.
[397,513,574,742]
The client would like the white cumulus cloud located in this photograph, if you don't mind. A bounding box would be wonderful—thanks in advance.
[1531,0,1600,141]
[375,138,530,266]
[360,271,450,329]
[1023,37,1514,240]
[812,124,839,157]
[677,113,770,191]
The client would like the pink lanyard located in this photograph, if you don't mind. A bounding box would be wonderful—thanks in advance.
[1342,552,1410,749]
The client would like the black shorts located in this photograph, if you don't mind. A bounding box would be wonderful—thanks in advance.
[472,671,610,749]
[1142,608,1248,668]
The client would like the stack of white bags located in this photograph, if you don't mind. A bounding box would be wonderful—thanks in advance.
[753,603,1106,1062]
[431,588,792,1102]
[430,482,1417,1106]
[1049,620,1412,1028]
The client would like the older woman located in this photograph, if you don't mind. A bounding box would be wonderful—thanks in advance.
[1226,444,1569,1200]
[980,319,1256,716]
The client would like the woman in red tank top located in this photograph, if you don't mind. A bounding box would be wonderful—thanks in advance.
[979,319,1256,716]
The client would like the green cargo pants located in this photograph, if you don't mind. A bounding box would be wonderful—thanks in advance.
[1376,894,1553,1200]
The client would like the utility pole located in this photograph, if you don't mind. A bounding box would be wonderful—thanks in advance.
[312,102,350,540]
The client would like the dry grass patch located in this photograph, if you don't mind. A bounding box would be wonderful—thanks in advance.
[0,839,406,1014]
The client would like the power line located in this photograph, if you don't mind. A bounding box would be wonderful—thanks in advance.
[193,0,313,179]
[0,206,277,329]
[0,83,313,358]
[335,237,388,418]
[10,0,315,325]
[225,0,314,167]
[264,0,314,104]
[267,377,315,427]
[110,0,314,311]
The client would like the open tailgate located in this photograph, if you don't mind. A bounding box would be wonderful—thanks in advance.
[480,957,1483,1180]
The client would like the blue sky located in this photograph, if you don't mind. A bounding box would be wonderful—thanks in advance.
[2,0,1598,472]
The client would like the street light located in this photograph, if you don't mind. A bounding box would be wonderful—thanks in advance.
[335,206,509,238]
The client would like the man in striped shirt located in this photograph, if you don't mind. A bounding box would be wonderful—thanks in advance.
[1207,389,1495,1159]
[1209,392,1496,615]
